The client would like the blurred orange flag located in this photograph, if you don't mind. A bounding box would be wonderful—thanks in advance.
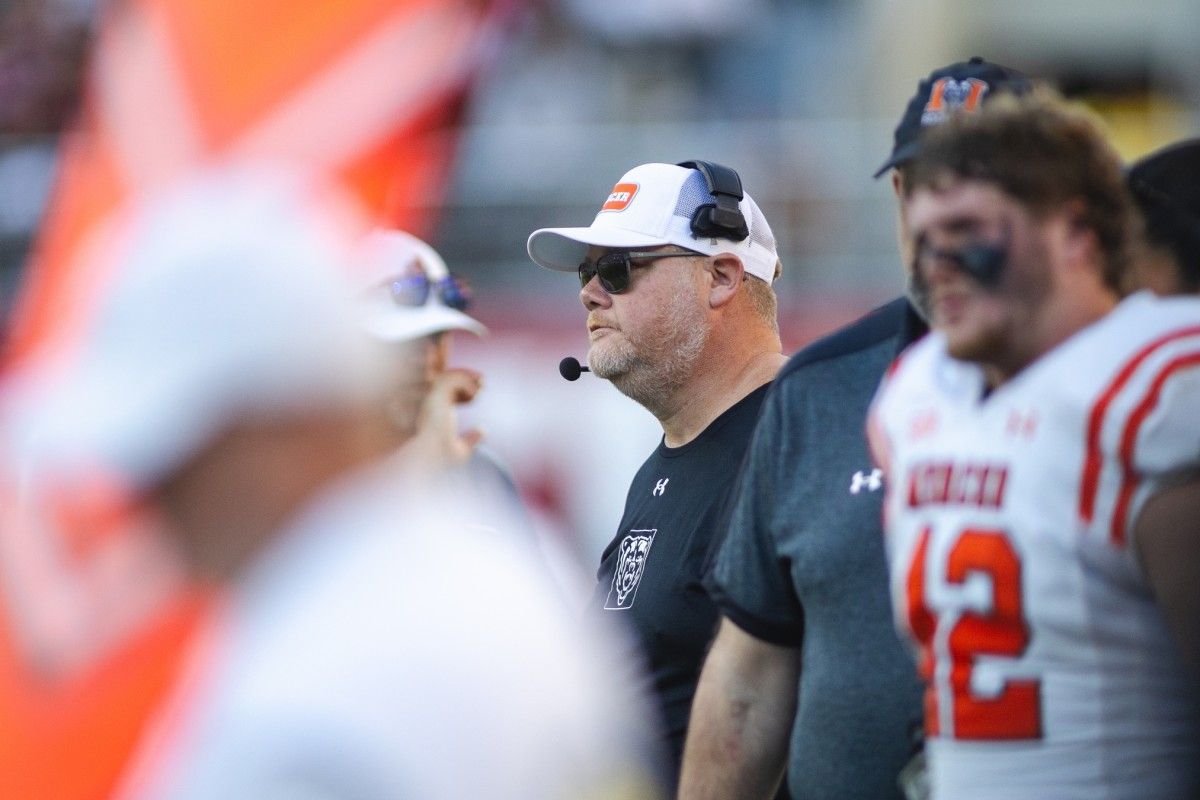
[0,0,500,796]
[10,0,496,377]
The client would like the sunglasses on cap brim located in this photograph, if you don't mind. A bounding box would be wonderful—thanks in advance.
[577,249,702,294]
[390,272,471,311]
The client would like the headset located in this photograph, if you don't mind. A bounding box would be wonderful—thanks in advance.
[675,160,750,242]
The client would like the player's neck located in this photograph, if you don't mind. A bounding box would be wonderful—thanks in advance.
[983,283,1118,391]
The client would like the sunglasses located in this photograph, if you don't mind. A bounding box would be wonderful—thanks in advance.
[577,249,701,294]
[390,271,471,311]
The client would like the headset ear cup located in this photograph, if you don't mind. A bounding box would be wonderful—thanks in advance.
[690,205,715,238]
[677,159,751,242]
[691,204,750,241]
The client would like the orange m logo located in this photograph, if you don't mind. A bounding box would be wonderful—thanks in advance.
[923,78,990,119]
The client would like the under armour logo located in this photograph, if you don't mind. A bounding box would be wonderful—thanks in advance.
[652,478,669,496]
[850,468,883,494]
[1005,409,1039,439]
[909,409,939,440]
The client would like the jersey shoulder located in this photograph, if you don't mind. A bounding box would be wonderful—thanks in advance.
[1057,292,1200,412]
[1070,291,1200,373]
[1072,294,1200,536]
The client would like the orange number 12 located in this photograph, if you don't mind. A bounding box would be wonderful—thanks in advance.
[906,526,1042,739]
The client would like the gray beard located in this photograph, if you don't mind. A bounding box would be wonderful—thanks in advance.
[589,305,709,420]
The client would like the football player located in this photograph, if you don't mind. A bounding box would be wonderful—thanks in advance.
[869,89,1200,798]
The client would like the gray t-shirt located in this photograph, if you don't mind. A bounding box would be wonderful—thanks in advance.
[706,298,926,800]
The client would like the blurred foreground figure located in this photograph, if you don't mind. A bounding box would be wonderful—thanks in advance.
[10,171,662,799]
[1126,138,1200,295]
[359,229,585,598]
[870,91,1200,799]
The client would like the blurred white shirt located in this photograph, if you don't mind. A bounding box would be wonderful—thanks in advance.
[118,458,663,799]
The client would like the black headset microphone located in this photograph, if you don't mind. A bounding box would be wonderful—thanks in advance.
[559,160,748,384]
[559,357,590,381]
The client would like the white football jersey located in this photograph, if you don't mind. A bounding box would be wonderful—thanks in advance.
[869,292,1200,800]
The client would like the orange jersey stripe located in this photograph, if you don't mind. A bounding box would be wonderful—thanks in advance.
[1110,351,1200,545]
[1078,325,1200,525]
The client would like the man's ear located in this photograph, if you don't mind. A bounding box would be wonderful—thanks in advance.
[1058,198,1098,263]
[707,254,745,309]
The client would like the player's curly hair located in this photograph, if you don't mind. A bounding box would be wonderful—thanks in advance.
[905,87,1135,292]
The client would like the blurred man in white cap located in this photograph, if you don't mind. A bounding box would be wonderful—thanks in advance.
[527,160,786,792]
[7,169,663,799]
[358,229,483,447]
[357,229,521,500]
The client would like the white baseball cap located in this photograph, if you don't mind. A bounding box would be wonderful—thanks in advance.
[5,168,388,491]
[526,162,780,284]
[357,229,486,342]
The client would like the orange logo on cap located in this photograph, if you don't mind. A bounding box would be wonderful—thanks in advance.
[921,78,989,125]
[601,183,639,212]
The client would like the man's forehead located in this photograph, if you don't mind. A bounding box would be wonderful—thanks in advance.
[908,178,1011,228]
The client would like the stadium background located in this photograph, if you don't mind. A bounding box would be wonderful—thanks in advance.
[2,0,1198,599]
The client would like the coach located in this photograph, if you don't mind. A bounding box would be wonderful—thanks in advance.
[527,160,787,791]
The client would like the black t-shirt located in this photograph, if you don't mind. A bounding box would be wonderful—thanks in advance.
[588,382,771,779]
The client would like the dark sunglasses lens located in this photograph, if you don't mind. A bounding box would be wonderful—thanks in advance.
[596,253,631,293]
[438,275,471,311]
[578,253,633,293]
[578,261,598,289]
[391,276,430,307]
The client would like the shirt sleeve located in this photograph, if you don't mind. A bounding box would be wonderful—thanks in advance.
[704,384,806,647]
[1126,358,1200,542]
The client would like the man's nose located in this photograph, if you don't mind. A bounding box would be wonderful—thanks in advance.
[580,275,611,311]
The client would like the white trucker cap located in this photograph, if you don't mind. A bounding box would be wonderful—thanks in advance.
[357,229,486,342]
[527,162,779,284]
[6,168,387,491]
